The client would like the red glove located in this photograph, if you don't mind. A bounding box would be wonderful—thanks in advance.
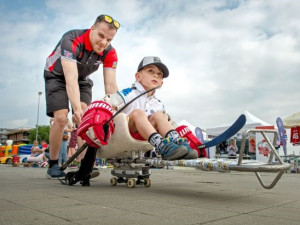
[77,100,115,148]
[176,125,207,158]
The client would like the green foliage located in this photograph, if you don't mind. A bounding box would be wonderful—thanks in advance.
[28,125,50,143]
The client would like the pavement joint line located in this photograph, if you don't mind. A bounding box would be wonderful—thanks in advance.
[6,197,92,222]
[191,202,299,225]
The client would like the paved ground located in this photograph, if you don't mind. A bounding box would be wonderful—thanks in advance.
[0,164,299,225]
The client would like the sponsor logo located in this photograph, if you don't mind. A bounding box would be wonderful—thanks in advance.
[293,133,299,139]
[87,101,113,114]
[63,50,73,59]
[112,61,117,68]
[178,126,191,137]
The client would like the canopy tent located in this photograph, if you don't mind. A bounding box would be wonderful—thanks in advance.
[206,111,272,137]
[283,112,300,128]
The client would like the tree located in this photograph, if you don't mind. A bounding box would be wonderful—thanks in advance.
[28,125,50,143]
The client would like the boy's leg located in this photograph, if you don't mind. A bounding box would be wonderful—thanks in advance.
[150,112,198,159]
[128,110,188,160]
[148,133,187,160]
[165,130,198,159]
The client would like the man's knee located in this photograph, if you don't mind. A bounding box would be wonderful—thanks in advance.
[53,114,68,128]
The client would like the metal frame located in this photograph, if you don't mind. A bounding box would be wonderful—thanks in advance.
[227,129,290,189]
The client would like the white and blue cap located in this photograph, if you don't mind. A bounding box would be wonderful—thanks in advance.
[137,56,169,78]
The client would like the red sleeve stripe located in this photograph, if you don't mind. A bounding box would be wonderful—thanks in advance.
[72,33,85,54]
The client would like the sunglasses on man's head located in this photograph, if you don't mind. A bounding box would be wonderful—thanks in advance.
[98,15,120,29]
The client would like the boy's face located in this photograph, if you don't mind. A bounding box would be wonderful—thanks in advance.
[136,65,163,91]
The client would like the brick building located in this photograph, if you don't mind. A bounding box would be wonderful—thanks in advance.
[4,127,32,145]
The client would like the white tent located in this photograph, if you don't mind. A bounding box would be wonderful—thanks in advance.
[206,111,272,137]
[283,112,300,128]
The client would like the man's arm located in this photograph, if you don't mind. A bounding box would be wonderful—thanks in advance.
[103,69,118,94]
[61,59,83,124]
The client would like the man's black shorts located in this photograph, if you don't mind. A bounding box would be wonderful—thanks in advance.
[44,70,93,117]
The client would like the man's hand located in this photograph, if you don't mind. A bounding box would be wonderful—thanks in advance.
[102,92,125,111]
[72,109,84,125]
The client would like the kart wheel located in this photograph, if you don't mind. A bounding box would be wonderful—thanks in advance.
[110,177,117,186]
[127,178,136,188]
[144,178,151,187]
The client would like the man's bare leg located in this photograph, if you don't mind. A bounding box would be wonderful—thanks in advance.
[50,109,69,160]
[47,109,69,178]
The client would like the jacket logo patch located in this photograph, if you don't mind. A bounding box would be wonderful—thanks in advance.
[63,50,73,59]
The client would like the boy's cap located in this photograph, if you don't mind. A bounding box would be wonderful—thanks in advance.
[137,56,169,78]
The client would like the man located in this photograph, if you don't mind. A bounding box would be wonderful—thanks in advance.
[44,14,120,178]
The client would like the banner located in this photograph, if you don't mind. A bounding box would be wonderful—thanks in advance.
[195,127,204,142]
[276,117,287,156]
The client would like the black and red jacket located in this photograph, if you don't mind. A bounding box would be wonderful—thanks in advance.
[44,29,117,77]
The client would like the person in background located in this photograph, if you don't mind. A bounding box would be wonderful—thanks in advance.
[27,140,48,164]
[227,139,238,157]
[68,124,79,168]
[58,120,73,167]
[218,141,228,154]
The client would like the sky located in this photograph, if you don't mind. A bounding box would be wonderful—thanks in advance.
[0,0,299,132]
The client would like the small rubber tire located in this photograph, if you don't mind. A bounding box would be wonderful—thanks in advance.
[110,177,117,186]
[144,178,151,187]
[127,178,136,188]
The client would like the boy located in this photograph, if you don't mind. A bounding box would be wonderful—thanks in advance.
[117,56,198,160]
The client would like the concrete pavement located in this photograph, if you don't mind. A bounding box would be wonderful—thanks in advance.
[0,164,299,225]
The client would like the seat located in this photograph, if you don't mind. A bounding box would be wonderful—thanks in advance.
[96,113,153,159]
